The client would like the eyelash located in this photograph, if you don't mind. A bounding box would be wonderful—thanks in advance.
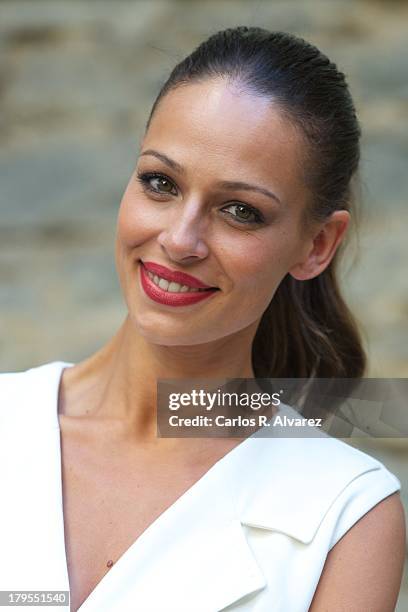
[135,171,266,226]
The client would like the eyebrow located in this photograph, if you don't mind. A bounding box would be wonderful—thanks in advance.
[139,149,282,206]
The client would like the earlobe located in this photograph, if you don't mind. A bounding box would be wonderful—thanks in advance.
[289,210,350,281]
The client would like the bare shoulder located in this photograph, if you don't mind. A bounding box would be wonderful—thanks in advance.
[309,492,406,612]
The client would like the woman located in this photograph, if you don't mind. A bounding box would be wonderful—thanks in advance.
[0,26,405,612]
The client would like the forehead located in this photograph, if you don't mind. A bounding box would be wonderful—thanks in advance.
[142,78,308,204]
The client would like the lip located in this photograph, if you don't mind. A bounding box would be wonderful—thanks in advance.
[139,262,219,307]
[141,261,216,289]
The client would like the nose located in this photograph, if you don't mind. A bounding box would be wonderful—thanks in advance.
[157,201,210,263]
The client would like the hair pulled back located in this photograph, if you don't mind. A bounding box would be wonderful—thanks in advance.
[146,26,366,380]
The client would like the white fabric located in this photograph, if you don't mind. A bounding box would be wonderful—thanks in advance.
[0,361,401,611]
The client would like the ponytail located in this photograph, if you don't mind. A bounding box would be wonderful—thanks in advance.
[252,260,366,379]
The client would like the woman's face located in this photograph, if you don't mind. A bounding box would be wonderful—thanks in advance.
[115,78,316,346]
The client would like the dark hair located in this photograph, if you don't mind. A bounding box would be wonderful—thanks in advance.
[145,26,366,382]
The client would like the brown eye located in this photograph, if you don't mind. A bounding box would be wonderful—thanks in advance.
[221,203,265,225]
[136,172,178,196]
[152,176,174,193]
[235,205,251,220]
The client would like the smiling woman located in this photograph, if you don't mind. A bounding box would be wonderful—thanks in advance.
[0,26,405,612]
[116,77,320,347]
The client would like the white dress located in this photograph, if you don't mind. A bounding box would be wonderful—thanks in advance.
[0,361,402,611]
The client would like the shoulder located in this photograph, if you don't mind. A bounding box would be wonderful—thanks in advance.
[310,491,406,611]
[232,432,404,610]
[0,367,32,419]
[0,360,72,388]
[0,361,73,428]
[238,432,404,609]
[240,432,402,545]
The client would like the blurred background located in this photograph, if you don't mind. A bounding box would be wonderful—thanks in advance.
[0,0,407,606]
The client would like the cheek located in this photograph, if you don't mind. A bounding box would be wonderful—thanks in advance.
[115,186,159,292]
[227,230,296,296]
[116,186,159,250]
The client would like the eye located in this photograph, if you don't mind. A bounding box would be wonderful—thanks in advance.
[136,171,178,196]
[136,172,265,226]
[221,203,265,225]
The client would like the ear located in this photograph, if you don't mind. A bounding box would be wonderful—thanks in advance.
[289,210,350,281]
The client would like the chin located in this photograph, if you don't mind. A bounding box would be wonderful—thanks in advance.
[132,310,244,347]
[132,310,258,349]
[129,311,205,346]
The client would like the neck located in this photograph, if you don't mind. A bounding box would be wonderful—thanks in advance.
[61,315,258,439]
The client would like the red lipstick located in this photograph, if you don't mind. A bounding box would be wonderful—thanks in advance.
[139,261,219,307]
[142,261,214,289]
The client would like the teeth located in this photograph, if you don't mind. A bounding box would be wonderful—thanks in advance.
[168,281,182,292]
[158,278,169,290]
[146,269,209,293]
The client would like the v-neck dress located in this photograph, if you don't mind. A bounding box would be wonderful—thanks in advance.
[0,361,402,611]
